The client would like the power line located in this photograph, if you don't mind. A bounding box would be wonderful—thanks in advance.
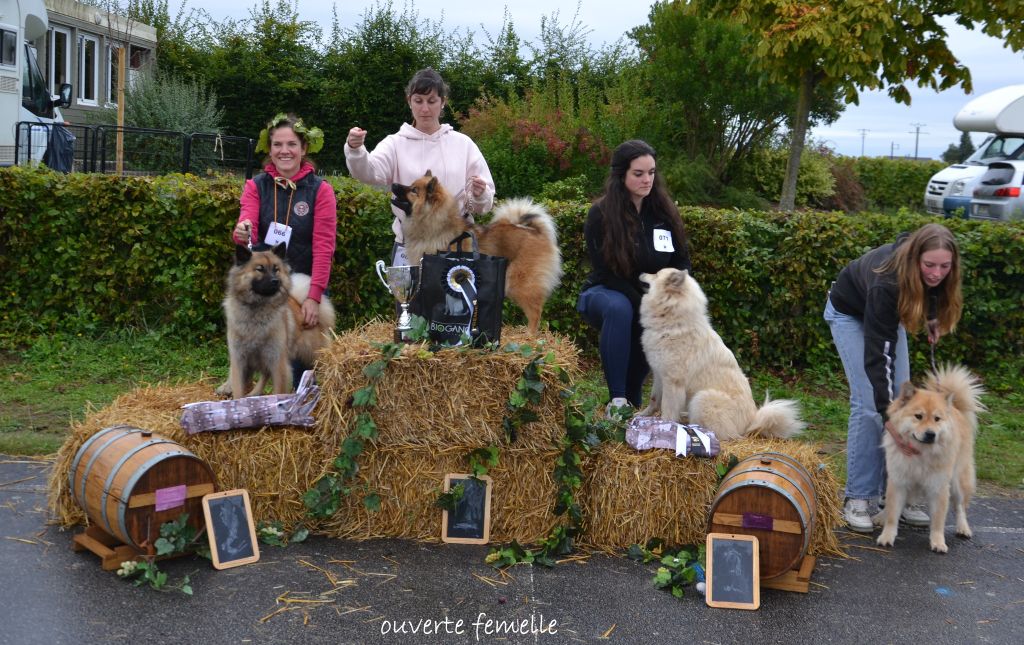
[858,129,869,157]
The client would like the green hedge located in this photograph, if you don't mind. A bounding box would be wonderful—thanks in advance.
[851,157,946,211]
[2,166,1021,374]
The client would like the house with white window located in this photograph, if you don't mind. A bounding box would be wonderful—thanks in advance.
[38,0,156,122]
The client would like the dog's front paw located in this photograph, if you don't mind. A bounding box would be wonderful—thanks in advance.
[876,528,897,548]
[955,524,973,540]
[930,537,949,554]
[214,380,232,397]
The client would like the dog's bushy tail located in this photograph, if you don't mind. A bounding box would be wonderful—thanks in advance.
[748,395,806,439]
[491,198,559,247]
[925,364,986,417]
[289,273,337,329]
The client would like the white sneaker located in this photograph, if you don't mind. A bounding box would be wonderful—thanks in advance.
[900,504,930,527]
[878,498,931,527]
[605,397,631,419]
[844,498,875,533]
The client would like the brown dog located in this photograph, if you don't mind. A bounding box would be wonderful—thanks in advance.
[391,172,562,335]
[216,244,335,399]
[876,365,985,553]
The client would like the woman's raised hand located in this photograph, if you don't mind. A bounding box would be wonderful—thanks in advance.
[347,127,367,149]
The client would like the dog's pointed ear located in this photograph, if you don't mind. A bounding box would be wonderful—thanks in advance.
[235,244,252,266]
[426,175,439,196]
[895,381,917,407]
[667,269,688,288]
[424,169,433,178]
[271,242,287,260]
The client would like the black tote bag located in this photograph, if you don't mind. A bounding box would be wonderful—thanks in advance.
[411,232,507,345]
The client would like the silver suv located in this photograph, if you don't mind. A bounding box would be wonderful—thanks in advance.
[970,160,1024,220]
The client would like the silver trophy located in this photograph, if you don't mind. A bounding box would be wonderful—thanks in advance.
[375,260,421,342]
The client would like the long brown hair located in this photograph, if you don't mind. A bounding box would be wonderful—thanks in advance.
[596,140,687,277]
[876,223,962,334]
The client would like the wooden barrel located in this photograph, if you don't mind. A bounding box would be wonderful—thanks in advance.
[68,426,216,551]
[708,452,817,580]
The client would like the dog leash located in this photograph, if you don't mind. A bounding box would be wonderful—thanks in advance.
[930,340,938,372]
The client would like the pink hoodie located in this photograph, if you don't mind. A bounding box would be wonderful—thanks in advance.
[234,161,337,303]
[345,123,495,241]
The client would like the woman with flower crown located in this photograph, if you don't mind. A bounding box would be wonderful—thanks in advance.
[231,112,337,331]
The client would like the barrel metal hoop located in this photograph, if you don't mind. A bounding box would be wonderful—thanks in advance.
[715,477,811,541]
[75,428,139,507]
[99,439,175,538]
[117,450,191,546]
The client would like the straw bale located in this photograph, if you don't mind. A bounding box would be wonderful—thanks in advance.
[579,439,844,557]
[315,321,581,451]
[48,382,332,531]
[319,445,563,544]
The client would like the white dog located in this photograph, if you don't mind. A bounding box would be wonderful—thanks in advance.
[638,268,805,440]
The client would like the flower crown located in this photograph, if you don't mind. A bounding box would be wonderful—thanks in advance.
[255,113,325,155]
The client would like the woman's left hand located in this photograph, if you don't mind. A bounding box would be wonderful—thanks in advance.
[301,298,319,328]
[468,175,486,198]
[927,319,940,345]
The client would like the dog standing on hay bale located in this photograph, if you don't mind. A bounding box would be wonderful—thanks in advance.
[391,171,563,335]
[638,268,805,440]
[216,243,335,399]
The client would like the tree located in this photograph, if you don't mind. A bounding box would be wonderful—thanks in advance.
[702,0,1024,211]
[628,1,840,184]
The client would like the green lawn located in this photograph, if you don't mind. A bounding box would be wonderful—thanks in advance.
[2,330,1021,492]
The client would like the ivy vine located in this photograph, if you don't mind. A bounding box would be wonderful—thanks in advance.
[115,513,201,594]
[303,340,404,518]
[487,346,626,569]
[627,539,706,600]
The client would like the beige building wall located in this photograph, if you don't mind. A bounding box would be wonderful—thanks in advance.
[37,0,158,124]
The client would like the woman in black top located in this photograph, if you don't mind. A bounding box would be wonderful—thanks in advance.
[824,223,963,532]
[577,140,691,415]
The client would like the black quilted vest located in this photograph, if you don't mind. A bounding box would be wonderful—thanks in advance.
[253,171,322,276]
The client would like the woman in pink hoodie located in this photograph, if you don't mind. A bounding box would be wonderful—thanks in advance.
[345,68,495,265]
[232,113,338,328]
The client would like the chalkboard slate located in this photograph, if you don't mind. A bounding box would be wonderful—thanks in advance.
[706,533,760,610]
[441,474,492,544]
[202,489,260,569]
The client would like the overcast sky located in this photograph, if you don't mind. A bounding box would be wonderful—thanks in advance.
[166,0,1024,160]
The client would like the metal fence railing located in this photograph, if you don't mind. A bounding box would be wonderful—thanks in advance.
[14,122,257,178]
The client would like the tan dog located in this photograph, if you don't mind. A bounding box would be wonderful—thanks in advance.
[216,244,335,399]
[638,267,805,440]
[876,365,984,553]
[391,172,562,335]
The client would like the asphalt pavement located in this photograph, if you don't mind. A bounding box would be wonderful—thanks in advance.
[2,456,1021,645]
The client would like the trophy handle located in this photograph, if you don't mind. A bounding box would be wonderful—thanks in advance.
[374,260,390,292]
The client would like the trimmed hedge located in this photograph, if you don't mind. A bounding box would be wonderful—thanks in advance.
[851,157,946,211]
[2,167,1021,374]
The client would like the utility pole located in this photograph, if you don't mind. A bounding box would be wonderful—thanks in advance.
[858,129,869,157]
[890,142,900,160]
[909,123,928,160]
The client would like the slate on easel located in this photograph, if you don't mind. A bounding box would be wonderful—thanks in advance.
[441,474,492,544]
[706,532,760,610]
[202,489,260,569]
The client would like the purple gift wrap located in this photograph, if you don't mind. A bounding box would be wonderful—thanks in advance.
[180,370,320,434]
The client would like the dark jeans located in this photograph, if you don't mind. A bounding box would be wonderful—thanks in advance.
[577,285,648,406]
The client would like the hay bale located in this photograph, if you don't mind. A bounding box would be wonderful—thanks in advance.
[579,440,844,558]
[316,321,581,451]
[47,383,330,531]
[318,445,562,544]
[49,322,580,537]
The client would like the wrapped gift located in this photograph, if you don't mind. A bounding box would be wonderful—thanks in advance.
[180,371,320,434]
[625,416,720,458]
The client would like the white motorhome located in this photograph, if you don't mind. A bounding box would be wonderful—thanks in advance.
[0,0,71,166]
[923,84,1024,217]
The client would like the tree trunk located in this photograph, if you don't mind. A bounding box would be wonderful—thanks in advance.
[778,68,814,211]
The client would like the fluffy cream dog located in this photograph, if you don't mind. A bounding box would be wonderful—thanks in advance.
[876,365,984,553]
[638,268,804,440]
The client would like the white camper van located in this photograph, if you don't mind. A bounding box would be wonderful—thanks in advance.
[0,0,72,166]
[923,84,1024,217]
